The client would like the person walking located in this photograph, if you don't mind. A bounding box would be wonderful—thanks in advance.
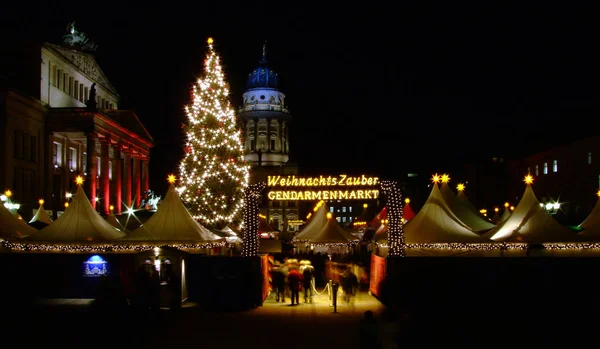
[287,267,302,305]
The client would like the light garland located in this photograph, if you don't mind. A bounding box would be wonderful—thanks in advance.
[0,238,224,253]
[241,183,265,257]
[177,37,250,226]
[380,180,405,257]
[374,242,600,251]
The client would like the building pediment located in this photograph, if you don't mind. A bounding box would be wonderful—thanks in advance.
[44,43,118,97]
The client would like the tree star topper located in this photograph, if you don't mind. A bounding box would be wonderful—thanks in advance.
[457,183,465,192]
[75,176,84,185]
[524,174,534,185]
[431,173,441,183]
[167,174,177,184]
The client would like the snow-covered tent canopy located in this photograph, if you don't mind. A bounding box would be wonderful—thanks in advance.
[440,179,495,233]
[293,200,328,242]
[126,180,223,243]
[32,185,125,242]
[578,191,600,239]
[482,176,581,242]
[0,200,38,238]
[309,215,360,244]
[403,181,485,243]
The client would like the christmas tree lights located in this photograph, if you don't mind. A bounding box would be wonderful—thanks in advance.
[241,183,265,257]
[380,180,405,257]
[177,37,250,227]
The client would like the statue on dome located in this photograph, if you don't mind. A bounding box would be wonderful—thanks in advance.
[86,83,97,110]
[63,21,98,52]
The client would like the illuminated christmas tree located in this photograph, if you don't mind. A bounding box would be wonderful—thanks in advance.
[178,38,250,227]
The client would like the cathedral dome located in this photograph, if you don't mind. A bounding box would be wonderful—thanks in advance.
[246,43,279,90]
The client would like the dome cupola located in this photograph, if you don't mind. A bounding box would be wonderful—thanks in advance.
[246,42,279,89]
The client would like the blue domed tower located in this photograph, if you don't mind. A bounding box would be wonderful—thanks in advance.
[237,42,298,235]
[237,42,292,167]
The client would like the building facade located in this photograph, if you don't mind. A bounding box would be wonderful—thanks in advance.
[0,24,153,220]
[507,136,600,225]
[236,44,299,235]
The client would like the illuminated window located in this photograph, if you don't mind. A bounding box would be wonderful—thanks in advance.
[588,152,592,165]
[349,217,353,222]
[69,147,77,170]
[527,167,531,174]
[535,165,539,176]
[109,161,113,180]
[97,157,101,176]
[342,207,346,213]
[53,142,62,166]
[330,207,334,213]
[349,207,352,213]
[543,162,548,174]
[83,152,87,171]
[336,217,340,222]
[553,160,558,173]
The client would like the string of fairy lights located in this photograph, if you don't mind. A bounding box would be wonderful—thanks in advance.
[177,37,250,226]
[380,180,405,257]
[241,183,265,257]
[0,239,224,253]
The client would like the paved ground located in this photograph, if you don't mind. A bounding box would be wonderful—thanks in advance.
[6,289,388,349]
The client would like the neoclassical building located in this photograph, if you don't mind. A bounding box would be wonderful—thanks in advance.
[0,24,153,219]
[236,44,299,234]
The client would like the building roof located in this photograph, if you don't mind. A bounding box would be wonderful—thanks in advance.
[103,110,154,144]
[482,184,582,242]
[125,182,223,242]
[33,186,125,242]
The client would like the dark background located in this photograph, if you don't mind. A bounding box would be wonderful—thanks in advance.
[2,1,599,195]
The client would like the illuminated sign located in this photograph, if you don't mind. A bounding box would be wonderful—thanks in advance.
[266,174,380,201]
[83,255,109,277]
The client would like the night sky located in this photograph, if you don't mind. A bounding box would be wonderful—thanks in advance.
[2,2,599,195]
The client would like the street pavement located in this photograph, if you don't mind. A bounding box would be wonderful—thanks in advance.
[5,289,388,349]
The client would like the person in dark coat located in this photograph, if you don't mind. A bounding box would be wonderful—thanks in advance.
[271,263,286,303]
[287,267,302,305]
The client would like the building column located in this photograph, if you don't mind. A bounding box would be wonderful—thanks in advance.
[85,133,97,209]
[142,157,150,194]
[278,120,283,153]
[266,118,271,152]
[123,149,132,208]
[253,118,258,151]
[101,138,110,215]
[134,156,141,208]
[284,121,289,155]
[114,145,122,215]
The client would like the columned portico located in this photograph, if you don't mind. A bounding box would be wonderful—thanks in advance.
[100,138,110,215]
[123,150,132,207]
[85,133,97,210]
[114,145,122,214]
[134,156,141,208]
[142,158,150,194]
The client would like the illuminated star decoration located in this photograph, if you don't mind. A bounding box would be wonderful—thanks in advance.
[38,199,44,205]
[457,183,465,192]
[441,174,450,183]
[431,173,441,183]
[167,174,177,184]
[405,198,410,204]
[524,174,534,185]
[75,176,84,185]
[597,190,600,197]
